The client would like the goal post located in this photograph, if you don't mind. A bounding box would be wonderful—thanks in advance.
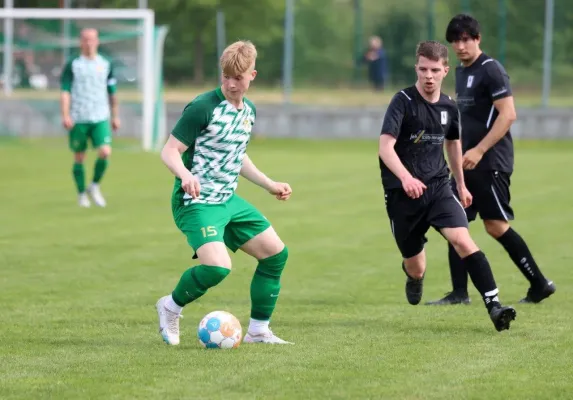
[0,7,166,151]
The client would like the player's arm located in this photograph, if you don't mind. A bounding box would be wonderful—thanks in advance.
[464,62,516,168]
[445,139,464,182]
[378,95,409,180]
[475,96,516,154]
[240,154,273,191]
[446,107,472,207]
[107,64,120,130]
[379,93,426,198]
[160,134,192,180]
[446,137,472,207]
[378,135,412,183]
[241,154,292,200]
[160,103,210,198]
[444,108,465,186]
[60,61,73,129]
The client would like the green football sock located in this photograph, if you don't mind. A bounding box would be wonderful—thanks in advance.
[92,158,108,184]
[171,265,231,307]
[250,247,289,321]
[72,162,85,193]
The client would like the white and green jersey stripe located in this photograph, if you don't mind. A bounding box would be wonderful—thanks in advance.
[61,54,117,123]
[171,87,256,205]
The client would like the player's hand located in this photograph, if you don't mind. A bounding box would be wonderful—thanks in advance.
[462,148,484,170]
[112,117,121,131]
[401,175,427,199]
[457,184,473,208]
[181,172,201,199]
[62,115,74,130]
[267,181,292,201]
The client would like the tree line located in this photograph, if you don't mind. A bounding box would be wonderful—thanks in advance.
[8,0,573,90]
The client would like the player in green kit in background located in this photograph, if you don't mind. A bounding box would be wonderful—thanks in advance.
[156,40,294,346]
[60,28,120,208]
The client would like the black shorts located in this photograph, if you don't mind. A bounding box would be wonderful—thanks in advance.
[385,178,469,259]
[452,170,514,223]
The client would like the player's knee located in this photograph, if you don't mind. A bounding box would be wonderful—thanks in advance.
[405,266,424,280]
[197,242,232,269]
[257,246,288,277]
[197,265,231,288]
[403,252,425,279]
[98,145,111,159]
[264,239,286,260]
[204,255,232,270]
[483,220,509,239]
[449,230,479,258]
[274,245,289,266]
[74,152,86,163]
[242,227,285,260]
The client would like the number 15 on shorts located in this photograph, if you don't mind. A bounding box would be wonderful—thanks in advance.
[201,226,218,237]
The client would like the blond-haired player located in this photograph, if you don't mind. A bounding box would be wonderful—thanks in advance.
[156,41,293,345]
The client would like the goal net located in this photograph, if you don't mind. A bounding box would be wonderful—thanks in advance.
[0,8,167,151]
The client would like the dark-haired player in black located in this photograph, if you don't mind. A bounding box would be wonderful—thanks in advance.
[378,40,516,331]
[426,14,556,306]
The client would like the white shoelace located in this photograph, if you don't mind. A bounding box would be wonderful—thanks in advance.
[165,309,183,334]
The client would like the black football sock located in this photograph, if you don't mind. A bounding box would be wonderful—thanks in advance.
[495,227,546,287]
[448,243,469,295]
[462,251,501,312]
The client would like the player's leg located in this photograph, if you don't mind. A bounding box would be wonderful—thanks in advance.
[87,121,113,207]
[156,204,231,345]
[402,248,427,305]
[385,190,428,305]
[240,227,292,344]
[426,175,478,305]
[429,182,516,331]
[441,227,516,331]
[224,195,291,344]
[480,171,555,303]
[69,124,90,207]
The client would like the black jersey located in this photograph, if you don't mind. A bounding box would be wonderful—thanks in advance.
[379,86,460,190]
[455,52,514,173]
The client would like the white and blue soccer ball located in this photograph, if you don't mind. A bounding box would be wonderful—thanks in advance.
[197,311,243,349]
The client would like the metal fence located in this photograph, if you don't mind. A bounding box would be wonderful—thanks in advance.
[1,0,571,108]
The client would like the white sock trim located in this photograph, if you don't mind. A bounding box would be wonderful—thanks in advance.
[248,318,270,335]
[165,295,183,314]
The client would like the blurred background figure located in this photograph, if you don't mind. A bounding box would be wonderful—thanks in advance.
[362,35,388,91]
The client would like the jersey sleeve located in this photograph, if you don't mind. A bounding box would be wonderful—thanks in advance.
[446,105,461,140]
[244,98,257,125]
[107,63,117,95]
[171,101,212,146]
[60,61,73,92]
[484,61,512,101]
[381,92,407,138]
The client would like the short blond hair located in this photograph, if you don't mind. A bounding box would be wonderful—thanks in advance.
[220,40,257,76]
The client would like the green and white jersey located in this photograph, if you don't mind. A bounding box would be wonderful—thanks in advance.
[60,54,117,123]
[171,87,256,205]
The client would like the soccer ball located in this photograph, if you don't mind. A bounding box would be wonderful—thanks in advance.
[197,311,242,349]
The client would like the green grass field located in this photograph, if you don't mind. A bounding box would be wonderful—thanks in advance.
[1,138,572,399]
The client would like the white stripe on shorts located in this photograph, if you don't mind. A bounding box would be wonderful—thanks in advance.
[452,195,467,216]
[490,184,509,221]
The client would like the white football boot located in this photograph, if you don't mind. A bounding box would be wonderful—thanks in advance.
[78,193,91,208]
[88,183,106,207]
[156,296,182,345]
[243,329,294,344]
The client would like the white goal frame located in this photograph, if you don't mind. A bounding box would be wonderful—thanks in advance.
[1,7,158,151]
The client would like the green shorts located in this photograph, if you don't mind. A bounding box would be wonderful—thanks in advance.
[172,194,271,253]
[68,120,112,152]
